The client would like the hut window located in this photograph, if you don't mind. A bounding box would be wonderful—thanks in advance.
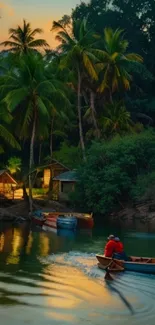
[61,182,73,193]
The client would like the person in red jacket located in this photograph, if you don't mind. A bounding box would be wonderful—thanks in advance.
[113,237,130,261]
[115,237,124,253]
[104,234,117,257]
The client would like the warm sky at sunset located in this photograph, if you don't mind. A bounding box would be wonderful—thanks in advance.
[0,0,84,49]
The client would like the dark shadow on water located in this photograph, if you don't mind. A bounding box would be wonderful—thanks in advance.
[106,281,135,315]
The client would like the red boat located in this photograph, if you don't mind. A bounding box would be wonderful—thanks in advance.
[77,216,94,229]
[42,213,57,232]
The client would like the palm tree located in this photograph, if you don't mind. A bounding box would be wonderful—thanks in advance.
[2,53,71,210]
[94,28,143,101]
[52,18,98,160]
[1,53,63,212]
[99,101,133,137]
[1,19,49,54]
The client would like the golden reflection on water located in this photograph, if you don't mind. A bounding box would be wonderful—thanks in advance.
[6,229,23,265]
[42,262,120,320]
[26,232,33,255]
[39,233,50,256]
[0,233,4,252]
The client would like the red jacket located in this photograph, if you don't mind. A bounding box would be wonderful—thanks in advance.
[115,241,124,253]
[104,240,117,257]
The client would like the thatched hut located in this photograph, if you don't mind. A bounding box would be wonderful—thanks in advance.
[0,170,17,198]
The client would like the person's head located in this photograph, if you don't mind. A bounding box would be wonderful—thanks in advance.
[107,234,115,241]
[115,237,120,242]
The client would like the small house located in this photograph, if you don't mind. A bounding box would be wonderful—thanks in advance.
[0,170,17,197]
[53,170,78,202]
[35,159,70,189]
[42,159,70,188]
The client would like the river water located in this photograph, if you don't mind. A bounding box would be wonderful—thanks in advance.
[0,222,155,325]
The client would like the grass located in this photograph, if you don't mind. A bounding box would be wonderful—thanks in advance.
[32,188,48,196]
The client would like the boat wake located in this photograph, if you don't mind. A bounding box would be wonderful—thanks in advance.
[42,251,104,279]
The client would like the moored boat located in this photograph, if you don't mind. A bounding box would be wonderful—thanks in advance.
[33,210,93,231]
[42,213,57,232]
[76,213,94,229]
[96,254,155,274]
[47,212,94,230]
[57,215,77,230]
[32,210,46,226]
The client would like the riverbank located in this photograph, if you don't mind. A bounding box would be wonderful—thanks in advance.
[109,200,155,232]
[1,198,155,232]
[0,199,72,222]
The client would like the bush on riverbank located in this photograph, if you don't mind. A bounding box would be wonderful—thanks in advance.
[70,130,155,215]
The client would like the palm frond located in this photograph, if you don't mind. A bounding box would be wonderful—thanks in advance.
[28,39,49,48]
[83,53,98,80]
[0,124,20,149]
[36,97,50,118]
[20,101,33,136]
[126,53,143,63]
[29,28,44,37]
[4,88,29,111]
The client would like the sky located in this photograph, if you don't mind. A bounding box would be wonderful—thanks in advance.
[0,0,83,49]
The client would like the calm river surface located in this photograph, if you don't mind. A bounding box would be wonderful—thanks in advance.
[0,222,155,325]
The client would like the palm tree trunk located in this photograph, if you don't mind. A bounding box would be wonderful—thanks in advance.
[48,118,54,196]
[38,142,42,165]
[90,91,101,139]
[77,68,86,161]
[29,110,36,214]
[22,183,29,202]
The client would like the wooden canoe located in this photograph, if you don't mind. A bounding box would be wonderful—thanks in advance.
[96,255,155,274]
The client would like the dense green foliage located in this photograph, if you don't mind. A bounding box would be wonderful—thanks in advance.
[1,0,155,214]
[71,130,155,214]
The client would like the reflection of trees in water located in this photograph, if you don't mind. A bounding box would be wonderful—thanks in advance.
[0,225,78,274]
[0,233,4,252]
[0,224,41,273]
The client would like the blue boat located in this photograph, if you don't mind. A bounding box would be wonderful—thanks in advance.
[96,255,155,274]
[57,215,77,230]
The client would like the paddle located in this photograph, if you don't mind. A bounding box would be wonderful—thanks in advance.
[104,259,125,280]
[105,261,114,280]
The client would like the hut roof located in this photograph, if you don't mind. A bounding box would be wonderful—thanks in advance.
[41,159,70,171]
[53,170,78,182]
[0,170,17,184]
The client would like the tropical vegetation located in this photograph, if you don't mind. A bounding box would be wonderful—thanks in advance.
[1,0,155,216]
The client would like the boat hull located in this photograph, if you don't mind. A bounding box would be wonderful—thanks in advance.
[32,211,46,226]
[96,255,155,274]
[77,217,94,229]
[57,216,77,230]
[43,216,57,231]
[32,217,45,226]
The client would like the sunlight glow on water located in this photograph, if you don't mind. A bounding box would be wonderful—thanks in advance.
[0,223,155,325]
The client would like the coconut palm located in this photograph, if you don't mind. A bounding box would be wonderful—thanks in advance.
[1,19,49,54]
[94,28,143,101]
[99,101,133,136]
[1,53,68,212]
[52,18,98,160]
